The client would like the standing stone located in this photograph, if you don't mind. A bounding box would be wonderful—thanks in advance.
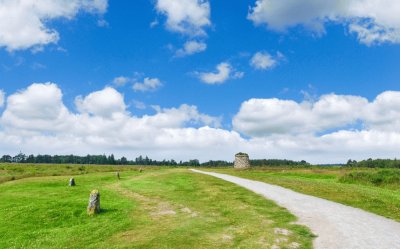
[87,190,101,215]
[69,178,75,186]
[234,152,250,169]
[116,172,120,180]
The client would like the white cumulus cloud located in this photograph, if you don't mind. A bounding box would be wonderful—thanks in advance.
[198,62,244,84]
[156,0,211,36]
[250,51,282,70]
[0,90,4,108]
[112,76,130,86]
[1,83,71,132]
[0,0,108,51]
[175,40,207,57]
[75,87,127,118]
[0,83,229,161]
[248,0,400,45]
[364,91,400,131]
[233,91,400,137]
[133,77,163,92]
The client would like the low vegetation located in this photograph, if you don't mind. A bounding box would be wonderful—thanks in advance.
[339,169,400,188]
[346,158,400,168]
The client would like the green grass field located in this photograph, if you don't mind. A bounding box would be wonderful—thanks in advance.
[0,164,313,249]
[210,167,400,222]
[1,164,399,248]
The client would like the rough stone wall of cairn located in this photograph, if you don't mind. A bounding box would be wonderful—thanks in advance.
[234,153,250,169]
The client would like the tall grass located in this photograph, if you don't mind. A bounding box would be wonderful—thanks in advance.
[339,169,400,188]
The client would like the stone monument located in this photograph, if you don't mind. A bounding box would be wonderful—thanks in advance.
[234,152,250,169]
[69,178,75,186]
[87,189,101,215]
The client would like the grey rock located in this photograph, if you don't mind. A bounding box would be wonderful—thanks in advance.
[87,189,100,215]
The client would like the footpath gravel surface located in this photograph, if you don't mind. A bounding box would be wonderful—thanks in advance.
[191,169,400,249]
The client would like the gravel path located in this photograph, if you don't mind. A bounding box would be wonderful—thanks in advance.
[190,169,400,249]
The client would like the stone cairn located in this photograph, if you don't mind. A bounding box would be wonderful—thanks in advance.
[69,178,75,187]
[87,190,101,215]
[234,152,250,169]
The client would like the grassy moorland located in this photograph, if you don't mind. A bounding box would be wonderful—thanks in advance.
[0,163,147,184]
[0,164,313,249]
[209,167,400,222]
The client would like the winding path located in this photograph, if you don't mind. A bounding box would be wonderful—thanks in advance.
[190,169,400,249]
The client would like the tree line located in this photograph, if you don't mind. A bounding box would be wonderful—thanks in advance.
[250,159,310,167]
[0,153,312,167]
[346,158,400,168]
[0,153,202,166]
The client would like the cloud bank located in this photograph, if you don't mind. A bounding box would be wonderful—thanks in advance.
[250,51,283,70]
[198,62,244,84]
[248,0,400,45]
[133,77,163,92]
[175,40,207,57]
[0,0,108,51]
[156,0,211,36]
[1,83,400,163]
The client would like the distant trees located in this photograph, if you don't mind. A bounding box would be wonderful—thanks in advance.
[346,158,400,168]
[0,153,211,167]
[1,155,12,163]
[0,153,122,165]
[346,159,358,167]
[120,157,128,165]
[3,153,400,168]
[201,160,233,167]
[0,153,26,163]
[0,153,314,168]
[250,159,310,167]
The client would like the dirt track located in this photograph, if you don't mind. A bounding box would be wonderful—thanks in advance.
[191,169,400,249]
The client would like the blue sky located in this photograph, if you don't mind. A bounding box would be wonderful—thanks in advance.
[1,0,400,163]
